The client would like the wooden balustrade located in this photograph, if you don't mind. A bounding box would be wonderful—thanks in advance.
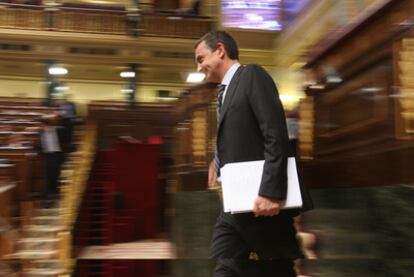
[55,8,128,34]
[141,12,214,38]
[0,4,214,37]
[58,120,97,274]
[0,5,45,30]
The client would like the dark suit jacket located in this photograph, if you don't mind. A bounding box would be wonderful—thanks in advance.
[216,64,308,259]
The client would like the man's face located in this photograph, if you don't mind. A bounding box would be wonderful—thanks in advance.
[195,41,222,83]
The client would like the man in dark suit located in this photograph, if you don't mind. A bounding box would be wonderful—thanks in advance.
[194,31,303,276]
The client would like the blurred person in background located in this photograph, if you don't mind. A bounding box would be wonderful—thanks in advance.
[58,93,77,153]
[38,114,64,201]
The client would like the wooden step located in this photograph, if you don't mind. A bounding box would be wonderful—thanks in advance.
[21,268,66,276]
[10,250,59,260]
[23,259,64,271]
[32,216,62,226]
[22,225,64,238]
[36,208,61,217]
[17,238,60,252]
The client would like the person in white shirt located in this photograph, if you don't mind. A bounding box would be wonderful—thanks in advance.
[39,115,63,199]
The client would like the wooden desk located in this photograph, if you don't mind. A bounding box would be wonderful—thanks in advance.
[0,148,37,201]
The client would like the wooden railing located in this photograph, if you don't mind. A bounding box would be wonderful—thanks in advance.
[58,120,97,274]
[141,12,214,39]
[55,7,128,34]
[0,4,45,30]
[0,3,214,38]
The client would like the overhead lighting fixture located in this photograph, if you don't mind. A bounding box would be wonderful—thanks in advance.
[157,96,178,101]
[361,87,382,93]
[309,84,325,90]
[121,88,134,93]
[326,76,343,84]
[279,94,303,102]
[49,66,68,75]
[186,72,205,83]
[55,86,69,92]
[90,0,108,4]
[120,71,136,78]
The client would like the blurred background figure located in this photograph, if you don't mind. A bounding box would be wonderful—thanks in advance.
[39,115,63,200]
[58,93,77,153]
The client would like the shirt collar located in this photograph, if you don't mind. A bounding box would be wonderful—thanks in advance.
[221,63,241,86]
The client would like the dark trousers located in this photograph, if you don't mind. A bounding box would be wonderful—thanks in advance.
[215,260,296,277]
[44,152,63,195]
[211,212,298,277]
[62,118,74,153]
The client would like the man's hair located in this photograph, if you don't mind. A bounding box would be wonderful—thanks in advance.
[195,31,239,60]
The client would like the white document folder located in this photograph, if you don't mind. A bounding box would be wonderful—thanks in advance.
[220,158,303,214]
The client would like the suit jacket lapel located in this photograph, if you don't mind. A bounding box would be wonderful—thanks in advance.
[218,65,244,131]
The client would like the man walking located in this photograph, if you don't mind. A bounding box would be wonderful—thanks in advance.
[194,31,303,276]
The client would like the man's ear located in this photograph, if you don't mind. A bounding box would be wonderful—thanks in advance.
[216,42,226,59]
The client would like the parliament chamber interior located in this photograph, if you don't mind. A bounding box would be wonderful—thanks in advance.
[0,0,413,276]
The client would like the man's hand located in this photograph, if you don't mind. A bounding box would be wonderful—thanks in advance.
[253,196,282,217]
[208,160,218,190]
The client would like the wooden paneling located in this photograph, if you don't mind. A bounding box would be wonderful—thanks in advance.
[306,0,414,77]
[301,0,414,188]
[395,34,414,138]
[298,97,314,160]
[170,83,217,191]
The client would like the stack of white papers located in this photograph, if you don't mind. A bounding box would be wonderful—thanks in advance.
[220,158,302,214]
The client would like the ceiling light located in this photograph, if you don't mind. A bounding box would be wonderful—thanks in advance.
[121,88,134,93]
[49,66,68,75]
[326,76,343,84]
[279,94,303,102]
[361,87,382,93]
[186,72,205,83]
[55,86,69,91]
[309,84,325,90]
[120,71,136,78]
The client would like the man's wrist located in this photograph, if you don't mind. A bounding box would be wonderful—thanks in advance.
[258,194,285,202]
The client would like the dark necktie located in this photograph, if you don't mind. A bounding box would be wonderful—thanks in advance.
[215,84,226,177]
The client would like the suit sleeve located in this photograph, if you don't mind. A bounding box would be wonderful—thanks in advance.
[245,65,289,200]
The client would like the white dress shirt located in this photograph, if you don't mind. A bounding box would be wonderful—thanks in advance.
[221,63,241,102]
[41,126,61,153]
